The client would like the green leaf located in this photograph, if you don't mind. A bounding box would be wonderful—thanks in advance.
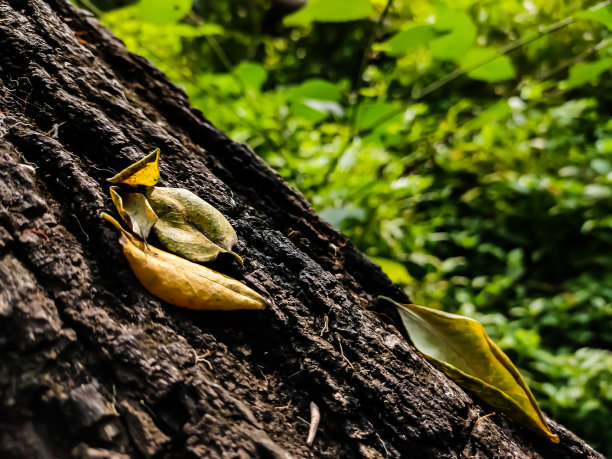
[380,25,437,57]
[288,79,344,121]
[430,7,477,61]
[353,102,399,131]
[563,58,612,89]
[379,297,559,443]
[110,187,158,244]
[576,4,612,30]
[460,47,516,83]
[235,62,268,91]
[136,0,191,24]
[370,257,413,284]
[145,187,242,264]
[108,148,161,187]
[319,205,366,229]
[284,0,374,26]
[288,78,343,102]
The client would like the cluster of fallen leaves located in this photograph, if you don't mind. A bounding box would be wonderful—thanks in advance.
[102,149,267,310]
[102,150,558,443]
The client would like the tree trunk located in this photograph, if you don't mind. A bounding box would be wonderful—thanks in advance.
[0,1,602,457]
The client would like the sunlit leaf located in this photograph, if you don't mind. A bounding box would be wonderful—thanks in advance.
[108,149,161,187]
[576,4,612,30]
[284,0,374,26]
[380,25,437,57]
[319,205,366,229]
[288,79,343,102]
[110,186,158,243]
[136,0,191,24]
[145,187,242,264]
[353,102,399,131]
[235,62,268,91]
[101,213,266,310]
[460,47,516,83]
[370,257,413,284]
[430,7,477,61]
[379,296,559,443]
[563,58,612,89]
[288,78,344,121]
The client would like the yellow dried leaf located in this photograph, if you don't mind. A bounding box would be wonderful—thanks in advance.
[101,212,267,310]
[110,186,158,242]
[108,148,160,187]
[379,296,559,443]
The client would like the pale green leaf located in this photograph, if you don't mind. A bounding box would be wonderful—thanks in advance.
[563,58,612,89]
[353,102,400,131]
[145,187,242,264]
[288,79,344,121]
[136,0,191,24]
[430,7,476,61]
[235,62,268,91]
[370,257,413,284]
[380,25,437,57]
[379,297,559,443]
[319,205,366,229]
[284,0,374,26]
[460,47,516,83]
[288,79,343,102]
[576,4,612,30]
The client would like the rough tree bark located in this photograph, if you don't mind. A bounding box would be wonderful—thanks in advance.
[0,1,603,458]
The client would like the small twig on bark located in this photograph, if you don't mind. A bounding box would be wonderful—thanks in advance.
[24,228,49,242]
[70,213,89,242]
[320,314,329,336]
[259,367,269,387]
[336,333,355,370]
[473,412,496,430]
[375,433,389,457]
[193,349,213,370]
[296,416,310,426]
[306,401,321,446]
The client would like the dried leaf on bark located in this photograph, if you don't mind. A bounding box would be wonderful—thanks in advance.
[145,186,242,264]
[110,186,158,242]
[101,212,267,310]
[379,296,559,443]
[108,148,160,187]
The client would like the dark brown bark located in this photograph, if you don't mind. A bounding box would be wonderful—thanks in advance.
[0,1,602,458]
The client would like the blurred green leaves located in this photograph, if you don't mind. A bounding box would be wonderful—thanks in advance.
[429,7,476,60]
[460,48,516,83]
[284,0,374,26]
[564,58,612,89]
[136,0,191,24]
[379,25,437,57]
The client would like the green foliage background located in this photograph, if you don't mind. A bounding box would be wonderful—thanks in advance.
[80,0,612,452]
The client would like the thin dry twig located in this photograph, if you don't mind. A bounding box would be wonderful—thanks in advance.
[193,349,213,370]
[473,412,496,430]
[24,228,49,242]
[306,401,321,446]
[375,432,389,457]
[320,314,330,336]
[336,333,355,370]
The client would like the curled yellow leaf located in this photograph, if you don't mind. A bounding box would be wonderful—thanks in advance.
[101,212,267,310]
[379,296,559,443]
[108,148,160,187]
[110,186,158,243]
